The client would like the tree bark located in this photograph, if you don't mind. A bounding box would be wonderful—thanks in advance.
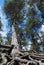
[11,25,19,50]
[11,24,21,58]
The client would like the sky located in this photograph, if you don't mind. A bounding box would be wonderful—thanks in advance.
[0,0,9,37]
[0,0,44,37]
[0,7,8,37]
[0,0,4,7]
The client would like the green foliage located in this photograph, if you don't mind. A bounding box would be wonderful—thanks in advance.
[26,18,40,30]
[41,32,44,46]
[37,0,44,18]
[27,8,36,16]
[4,0,26,48]
[0,21,2,30]
[25,0,42,51]
[27,0,39,5]
[0,34,3,44]
[4,0,25,24]
[15,25,27,49]
[5,37,11,45]
[4,0,44,51]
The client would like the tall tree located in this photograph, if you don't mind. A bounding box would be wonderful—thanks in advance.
[4,0,25,49]
[25,0,43,51]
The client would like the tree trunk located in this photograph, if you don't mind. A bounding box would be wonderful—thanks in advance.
[11,24,20,58]
[11,25,19,50]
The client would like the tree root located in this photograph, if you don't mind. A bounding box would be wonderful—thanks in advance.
[0,44,44,65]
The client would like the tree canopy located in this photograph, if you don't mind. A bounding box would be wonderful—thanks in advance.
[4,0,44,51]
[4,0,25,24]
